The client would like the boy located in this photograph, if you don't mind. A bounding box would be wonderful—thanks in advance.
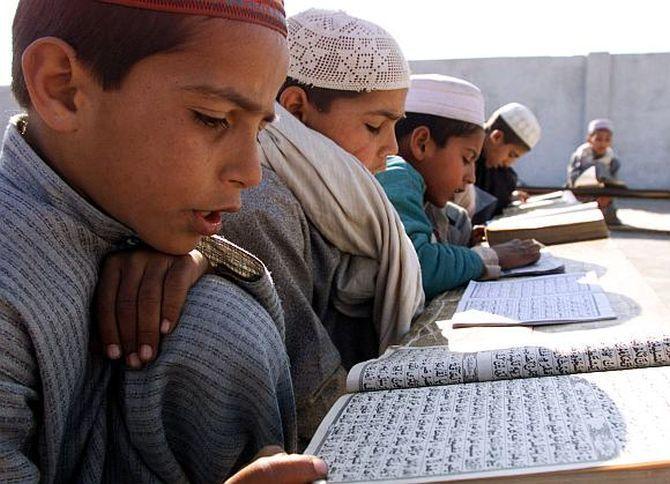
[94,9,424,446]
[1,0,326,482]
[567,118,622,224]
[376,75,541,300]
[468,102,542,223]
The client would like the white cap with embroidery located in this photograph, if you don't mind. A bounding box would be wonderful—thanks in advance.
[405,74,485,127]
[588,118,614,134]
[287,9,410,92]
[490,102,542,149]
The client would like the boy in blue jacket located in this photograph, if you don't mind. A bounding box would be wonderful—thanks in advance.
[377,75,541,299]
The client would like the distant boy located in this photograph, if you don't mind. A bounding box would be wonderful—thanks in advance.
[567,118,622,224]
[468,102,542,223]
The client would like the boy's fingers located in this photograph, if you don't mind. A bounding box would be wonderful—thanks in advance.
[226,454,327,484]
[95,257,122,359]
[136,257,169,362]
[116,261,146,367]
[160,256,197,333]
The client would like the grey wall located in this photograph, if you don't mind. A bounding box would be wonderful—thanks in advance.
[411,52,670,190]
[1,51,669,188]
[0,85,20,131]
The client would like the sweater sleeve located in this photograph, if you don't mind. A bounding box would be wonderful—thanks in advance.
[376,163,484,300]
[0,301,40,483]
[567,151,584,186]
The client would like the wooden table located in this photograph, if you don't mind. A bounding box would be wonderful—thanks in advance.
[402,237,670,352]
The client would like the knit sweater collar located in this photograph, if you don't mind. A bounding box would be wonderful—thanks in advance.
[1,116,136,244]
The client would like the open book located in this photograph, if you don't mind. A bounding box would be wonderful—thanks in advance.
[451,272,615,327]
[504,190,579,216]
[573,166,628,190]
[499,251,564,278]
[485,201,609,246]
[307,337,670,483]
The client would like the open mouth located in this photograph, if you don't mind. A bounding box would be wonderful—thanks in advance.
[192,210,223,236]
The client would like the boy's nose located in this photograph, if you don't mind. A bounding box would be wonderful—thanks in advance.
[220,134,262,189]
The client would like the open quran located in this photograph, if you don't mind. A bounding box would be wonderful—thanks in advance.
[485,201,609,246]
[307,337,670,483]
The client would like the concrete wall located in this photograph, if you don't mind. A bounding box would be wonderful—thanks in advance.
[411,52,670,190]
[0,85,20,131]
[1,51,669,188]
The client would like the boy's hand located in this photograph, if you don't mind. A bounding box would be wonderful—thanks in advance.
[95,248,210,368]
[512,190,529,203]
[469,225,486,246]
[226,446,328,484]
[491,239,542,269]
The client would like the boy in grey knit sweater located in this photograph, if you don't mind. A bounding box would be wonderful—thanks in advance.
[0,0,326,482]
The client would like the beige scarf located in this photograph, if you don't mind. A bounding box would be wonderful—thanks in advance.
[258,104,424,351]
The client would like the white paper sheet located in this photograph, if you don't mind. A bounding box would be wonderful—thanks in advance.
[452,272,616,327]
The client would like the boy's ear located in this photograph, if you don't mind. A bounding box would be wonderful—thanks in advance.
[408,125,433,162]
[21,37,89,133]
[489,129,505,145]
[278,86,312,123]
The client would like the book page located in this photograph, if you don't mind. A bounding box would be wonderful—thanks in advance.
[452,272,616,327]
[308,366,670,483]
[500,251,565,278]
[347,336,670,393]
[574,165,601,187]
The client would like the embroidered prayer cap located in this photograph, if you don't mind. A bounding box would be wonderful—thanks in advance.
[97,0,287,36]
[287,9,410,92]
[404,74,485,127]
[588,118,614,134]
[489,102,541,149]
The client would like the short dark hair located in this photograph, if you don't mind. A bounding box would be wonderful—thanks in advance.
[277,77,364,112]
[12,0,196,107]
[395,112,483,148]
[487,115,530,151]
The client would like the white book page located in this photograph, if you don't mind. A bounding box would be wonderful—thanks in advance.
[500,252,565,278]
[452,272,616,327]
[347,336,670,393]
[307,366,670,483]
[574,165,601,187]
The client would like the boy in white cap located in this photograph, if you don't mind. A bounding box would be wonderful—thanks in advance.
[94,8,424,445]
[470,102,542,223]
[376,75,541,299]
[567,118,622,224]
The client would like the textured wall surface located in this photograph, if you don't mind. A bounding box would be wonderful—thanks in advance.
[411,52,670,190]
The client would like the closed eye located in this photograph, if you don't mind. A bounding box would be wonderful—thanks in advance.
[365,123,381,135]
[192,110,230,131]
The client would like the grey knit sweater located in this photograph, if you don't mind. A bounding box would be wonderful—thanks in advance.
[0,119,296,483]
[221,168,378,443]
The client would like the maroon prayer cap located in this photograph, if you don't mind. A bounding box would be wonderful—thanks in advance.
[97,0,287,36]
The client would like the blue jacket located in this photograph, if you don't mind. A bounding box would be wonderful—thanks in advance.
[376,156,484,299]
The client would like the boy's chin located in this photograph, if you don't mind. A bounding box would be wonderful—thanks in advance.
[138,230,202,256]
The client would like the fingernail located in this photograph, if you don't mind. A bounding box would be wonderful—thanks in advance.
[140,345,153,361]
[127,353,141,369]
[107,345,121,360]
[312,457,328,476]
[160,319,172,334]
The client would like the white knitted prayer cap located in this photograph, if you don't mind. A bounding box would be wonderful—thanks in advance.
[287,9,410,92]
[405,74,485,127]
[588,118,614,134]
[490,102,541,149]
